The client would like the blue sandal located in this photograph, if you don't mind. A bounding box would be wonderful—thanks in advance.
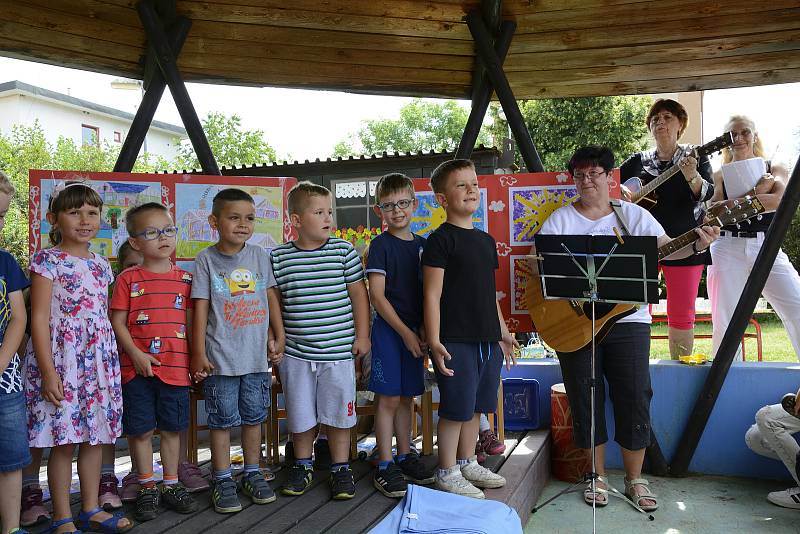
[75,508,132,534]
[47,517,83,534]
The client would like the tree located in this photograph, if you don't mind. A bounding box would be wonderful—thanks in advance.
[174,112,277,170]
[488,96,653,171]
[332,99,492,157]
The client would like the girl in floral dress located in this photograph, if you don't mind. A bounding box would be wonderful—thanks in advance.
[24,182,132,533]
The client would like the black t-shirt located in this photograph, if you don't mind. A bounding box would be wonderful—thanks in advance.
[421,223,501,343]
[620,152,714,266]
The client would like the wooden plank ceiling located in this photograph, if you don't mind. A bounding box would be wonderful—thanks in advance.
[1,0,799,99]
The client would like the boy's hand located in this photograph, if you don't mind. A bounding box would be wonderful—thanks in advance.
[500,331,519,370]
[42,370,65,407]
[401,330,425,359]
[268,338,285,365]
[131,350,161,377]
[429,341,454,377]
[352,336,371,357]
[191,355,215,383]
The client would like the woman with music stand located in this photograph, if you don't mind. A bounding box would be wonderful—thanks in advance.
[620,99,715,360]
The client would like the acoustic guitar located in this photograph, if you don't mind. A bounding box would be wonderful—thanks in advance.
[525,196,765,354]
[624,132,734,209]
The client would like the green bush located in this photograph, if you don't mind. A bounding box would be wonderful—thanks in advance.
[783,207,800,272]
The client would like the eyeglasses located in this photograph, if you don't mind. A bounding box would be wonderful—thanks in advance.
[377,199,414,212]
[572,170,607,181]
[132,225,178,240]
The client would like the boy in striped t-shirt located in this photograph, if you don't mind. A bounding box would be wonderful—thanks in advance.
[270,181,371,500]
[110,203,198,521]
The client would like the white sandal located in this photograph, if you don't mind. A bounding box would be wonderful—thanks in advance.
[624,477,659,512]
[583,475,609,507]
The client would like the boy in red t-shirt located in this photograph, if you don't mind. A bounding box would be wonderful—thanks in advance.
[110,203,198,521]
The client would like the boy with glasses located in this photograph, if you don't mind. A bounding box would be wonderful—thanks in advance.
[110,202,198,521]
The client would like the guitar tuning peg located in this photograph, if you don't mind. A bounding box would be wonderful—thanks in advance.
[756,214,763,221]
[736,222,742,229]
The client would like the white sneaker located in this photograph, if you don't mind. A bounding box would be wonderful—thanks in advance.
[767,487,800,509]
[434,465,485,499]
[460,455,506,489]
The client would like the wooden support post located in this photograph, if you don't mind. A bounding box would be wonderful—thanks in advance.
[114,17,190,172]
[466,11,544,173]
[137,0,220,175]
[469,0,502,105]
[670,154,800,476]
[457,20,515,160]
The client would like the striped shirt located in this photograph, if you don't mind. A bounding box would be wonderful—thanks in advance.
[270,238,364,362]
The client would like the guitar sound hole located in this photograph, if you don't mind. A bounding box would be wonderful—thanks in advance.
[581,302,615,320]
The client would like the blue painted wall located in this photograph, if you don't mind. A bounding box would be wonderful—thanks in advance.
[502,359,800,481]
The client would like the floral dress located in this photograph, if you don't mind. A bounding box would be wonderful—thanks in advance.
[24,248,122,447]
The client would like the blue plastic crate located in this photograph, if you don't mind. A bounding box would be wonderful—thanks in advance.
[502,378,541,431]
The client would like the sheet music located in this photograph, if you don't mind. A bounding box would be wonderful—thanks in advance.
[721,157,765,198]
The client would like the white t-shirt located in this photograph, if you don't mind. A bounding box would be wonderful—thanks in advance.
[539,202,666,324]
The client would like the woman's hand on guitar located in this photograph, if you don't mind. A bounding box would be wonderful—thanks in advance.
[620,184,632,202]
[678,155,699,179]
[429,341,454,377]
[500,332,519,370]
[694,225,720,250]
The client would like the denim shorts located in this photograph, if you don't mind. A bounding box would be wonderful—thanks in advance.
[202,373,270,429]
[122,376,190,436]
[0,391,32,472]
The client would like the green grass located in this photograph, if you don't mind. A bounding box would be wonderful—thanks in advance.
[649,313,797,362]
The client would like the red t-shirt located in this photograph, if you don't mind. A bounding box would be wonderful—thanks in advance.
[110,265,193,386]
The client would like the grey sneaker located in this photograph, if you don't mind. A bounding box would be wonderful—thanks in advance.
[767,487,800,509]
[211,477,242,514]
[241,471,276,504]
[434,465,484,499]
[460,455,506,488]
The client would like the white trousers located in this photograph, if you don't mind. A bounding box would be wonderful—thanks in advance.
[707,233,800,361]
[745,404,800,485]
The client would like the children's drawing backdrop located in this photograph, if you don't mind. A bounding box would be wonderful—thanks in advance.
[28,171,297,269]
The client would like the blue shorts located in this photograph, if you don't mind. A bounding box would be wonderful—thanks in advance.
[122,376,190,436]
[434,342,503,422]
[202,373,270,429]
[369,316,425,397]
[0,391,32,472]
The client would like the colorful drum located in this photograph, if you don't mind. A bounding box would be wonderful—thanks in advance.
[550,383,591,482]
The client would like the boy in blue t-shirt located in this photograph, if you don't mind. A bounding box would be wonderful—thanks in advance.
[0,171,31,534]
[366,173,435,498]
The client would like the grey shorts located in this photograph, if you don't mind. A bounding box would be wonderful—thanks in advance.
[277,356,356,434]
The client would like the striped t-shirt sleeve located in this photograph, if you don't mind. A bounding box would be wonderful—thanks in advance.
[343,242,364,283]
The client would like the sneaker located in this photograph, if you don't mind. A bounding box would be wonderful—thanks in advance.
[134,486,161,522]
[397,454,435,485]
[478,429,506,456]
[330,465,356,500]
[120,472,140,503]
[178,462,210,493]
[767,487,800,509]
[460,456,506,489]
[434,465,484,499]
[241,471,276,504]
[211,477,242,514]
[20,485,50,527]
[314,439,332,471]
[281,463,313,496]
[161,483,199,514]
[99,472,122,511]
[475,447,488,465]
[374,463,407,498]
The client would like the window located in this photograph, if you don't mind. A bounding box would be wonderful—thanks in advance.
[332,179,382,231]
[82,124,99,146]
[113,131,122,143]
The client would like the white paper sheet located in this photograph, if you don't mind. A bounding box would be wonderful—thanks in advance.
[721,157,766,198]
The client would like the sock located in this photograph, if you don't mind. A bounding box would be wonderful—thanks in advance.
[296,458,313,468]
[162,474,178,486]
[331,462,349,471]
[23,475,40,489]
[456,458,469,466]
[213,468,233,481]
[479,413,491,432]
[437,467,453,478]
[396,453,409,463]
[244,464,260,476]
[137,472,156,488]
[101,463,115,476]
[378,460,392,471]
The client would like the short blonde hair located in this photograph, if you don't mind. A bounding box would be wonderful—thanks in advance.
[722,115,765,164]
[429,159,475,194]
[287,181,331,215]
[0,171,15,195]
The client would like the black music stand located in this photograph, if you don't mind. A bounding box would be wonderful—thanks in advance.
[531,234,659,531]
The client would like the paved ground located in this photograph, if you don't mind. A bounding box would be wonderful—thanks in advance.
[526,469,800,533]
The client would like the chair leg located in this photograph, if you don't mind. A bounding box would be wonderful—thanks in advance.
[422,391,433,456]
[496,381,505,442]
[189,395,198,465]
[350,426,358,460]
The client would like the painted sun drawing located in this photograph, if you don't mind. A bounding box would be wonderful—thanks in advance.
[510,186,577,245]
[411,190,485,237]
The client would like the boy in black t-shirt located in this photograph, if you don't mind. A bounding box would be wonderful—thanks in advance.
[421,159,517,498]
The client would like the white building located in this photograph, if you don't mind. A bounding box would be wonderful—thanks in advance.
[0,80,187,161]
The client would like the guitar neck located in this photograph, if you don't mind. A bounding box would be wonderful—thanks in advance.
[657,228,698,260]
[632,164,681,203]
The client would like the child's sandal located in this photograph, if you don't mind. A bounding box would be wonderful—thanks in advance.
[583,475,609,507]
[624,477,659,512]
[75,508,133,534]
[46,517,83,534]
